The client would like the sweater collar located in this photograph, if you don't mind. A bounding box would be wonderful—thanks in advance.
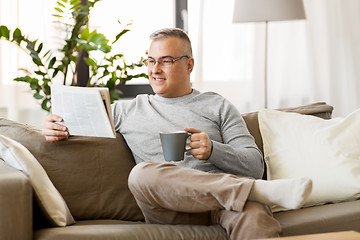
[153,89,199,103]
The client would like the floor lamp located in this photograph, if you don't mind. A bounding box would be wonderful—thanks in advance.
[232,0,306,108]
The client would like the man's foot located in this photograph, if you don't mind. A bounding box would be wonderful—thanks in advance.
[248,177,313,210]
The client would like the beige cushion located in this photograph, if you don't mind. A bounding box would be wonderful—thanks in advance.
[0,118,144,222]
[258,108,360,209]
[0,135,74,226]
[34,220,228,240]
[274,200,360,236]
[242,102,334,180]
[242,102,334,154]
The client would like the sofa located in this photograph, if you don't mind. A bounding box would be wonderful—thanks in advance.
[0,102,359,240]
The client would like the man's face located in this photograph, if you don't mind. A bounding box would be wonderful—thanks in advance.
[147,37,194,98]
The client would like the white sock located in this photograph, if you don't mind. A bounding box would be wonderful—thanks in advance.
[248,177,312,210]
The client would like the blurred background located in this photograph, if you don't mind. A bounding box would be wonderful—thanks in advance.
[1,0,359,127]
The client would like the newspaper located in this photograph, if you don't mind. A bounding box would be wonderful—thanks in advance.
[51,85,116,138]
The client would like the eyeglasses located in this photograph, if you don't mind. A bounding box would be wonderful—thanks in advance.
[143,56,189,67]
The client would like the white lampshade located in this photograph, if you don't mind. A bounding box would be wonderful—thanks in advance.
[233,0,306,23]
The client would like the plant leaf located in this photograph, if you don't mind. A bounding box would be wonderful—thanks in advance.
[113,29,130,44]
[84,57,96,68]
[80,27,90,39]
[43,83,51,95]
[14,76,34,83]
[41,98,51,112]
[89,32,108,45]
[0,25,10,39]
[43,49,51,58]
[29,78,40,90]
[100,45,111,53]
[34,70,46,76]
[56,1,65,8]
[55,7,64,13]
[48,56,56,69]
[30,53,43,66]
[33,92,44,99]
[13,28,22,44]
[37,43,43,53]
[52,68,60,78]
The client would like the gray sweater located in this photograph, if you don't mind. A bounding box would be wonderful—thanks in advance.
[112,89,264,178]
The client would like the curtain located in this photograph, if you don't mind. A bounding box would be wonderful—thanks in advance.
[189,0,266,113]
[303,0,360,117]
[189,0,360,117]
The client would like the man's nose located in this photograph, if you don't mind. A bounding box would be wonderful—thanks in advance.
[152,62,162,73]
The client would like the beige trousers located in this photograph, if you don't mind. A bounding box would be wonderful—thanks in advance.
[128,162,281,240]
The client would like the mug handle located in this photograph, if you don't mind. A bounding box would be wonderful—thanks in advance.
[185,132,192,152]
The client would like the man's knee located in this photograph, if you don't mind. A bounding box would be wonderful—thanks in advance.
[128,161,177,191]
[128,162,156,190]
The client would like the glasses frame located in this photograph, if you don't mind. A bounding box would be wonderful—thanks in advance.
[143,56,189,67]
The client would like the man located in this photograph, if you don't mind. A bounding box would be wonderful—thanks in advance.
[42,28,312,239]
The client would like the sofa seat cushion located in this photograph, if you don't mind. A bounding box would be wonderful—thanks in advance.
[274,200,360,237]
[34,219,228,240]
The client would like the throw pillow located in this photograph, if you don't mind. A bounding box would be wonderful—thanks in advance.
[258,108,360,209]
[0,135,75,226]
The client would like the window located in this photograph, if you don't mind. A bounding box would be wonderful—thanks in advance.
[187,0,265,112]
[89,0,174,84]
[188,0,256,83]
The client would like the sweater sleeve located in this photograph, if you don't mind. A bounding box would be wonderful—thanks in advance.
[207,100,264,179]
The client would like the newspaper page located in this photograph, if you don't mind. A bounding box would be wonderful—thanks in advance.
[51,85,116,138]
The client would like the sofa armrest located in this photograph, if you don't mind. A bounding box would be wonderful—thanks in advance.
[0,161,32,240]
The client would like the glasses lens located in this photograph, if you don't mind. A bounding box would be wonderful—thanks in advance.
[161,58,174,66]
[143,59,154,66]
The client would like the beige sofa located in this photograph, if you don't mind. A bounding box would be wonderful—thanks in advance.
[1,102,359,240]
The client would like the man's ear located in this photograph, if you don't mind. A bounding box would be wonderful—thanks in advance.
[188,58,195,73]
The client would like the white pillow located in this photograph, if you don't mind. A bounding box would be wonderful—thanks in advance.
[258,109,360,209]
[0,135,74,226]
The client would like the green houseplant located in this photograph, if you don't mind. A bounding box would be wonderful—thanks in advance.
[0,0,147,112]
